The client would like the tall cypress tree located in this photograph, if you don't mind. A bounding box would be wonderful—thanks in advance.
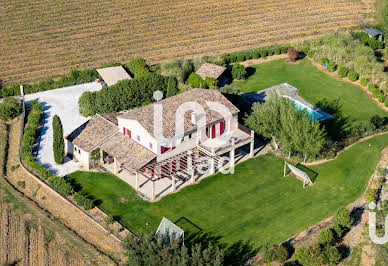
[52,115,65,164]
[166,76,177,98]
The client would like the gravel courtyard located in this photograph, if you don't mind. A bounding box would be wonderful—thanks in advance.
[24,82,102,176]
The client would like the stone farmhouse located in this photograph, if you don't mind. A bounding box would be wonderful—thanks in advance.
[66,89,254,200]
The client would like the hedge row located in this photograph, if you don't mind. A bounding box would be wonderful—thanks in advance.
[218,44,291,65]
[21,102,92,208]
[74,192,94,210]
[1,68,100,99]
[313,54,387,106]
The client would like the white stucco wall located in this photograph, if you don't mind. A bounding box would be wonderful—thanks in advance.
[73,145,90,169]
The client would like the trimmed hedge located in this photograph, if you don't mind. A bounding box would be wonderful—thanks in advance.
[21,102,76,199]
[347,70,358,82]
[127,58,150,77]
[0,68,99,99]
[231,63,247,80]
[52,115,65,164]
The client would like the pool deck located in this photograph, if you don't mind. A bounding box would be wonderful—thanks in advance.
[241,83,333,122]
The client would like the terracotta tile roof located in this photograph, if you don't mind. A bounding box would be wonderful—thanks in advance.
[99,112,121,125]
[96,66,131,86]
[100,132,156,171]
[195,63,226,80]
[66,114,118,152]
[118,88,239,139]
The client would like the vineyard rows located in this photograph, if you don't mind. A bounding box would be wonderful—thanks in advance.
[0,202,86,265]
[0,0,373,85]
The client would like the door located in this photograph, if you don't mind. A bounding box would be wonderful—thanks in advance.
[211,124,216,139]
[220,121,225,135]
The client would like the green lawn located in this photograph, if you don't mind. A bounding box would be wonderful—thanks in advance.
[68,134,388,250]
[233,59,387,131]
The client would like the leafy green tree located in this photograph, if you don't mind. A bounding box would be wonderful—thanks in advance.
[322,245,341,265]
[333,207,353,230]
[231,63,247,80]
[187,72,207,88]
[166,76,177,97]
[245,96,326,160]
[52,115,65,164]
[294,244,324,266]
[122,233,224,266]
[128,58,149,77]
[0,97,22,121]
[205,77,218,89]
[317,229,335,246]
[78,91,97,116]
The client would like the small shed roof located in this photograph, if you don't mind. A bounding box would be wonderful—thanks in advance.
[363,28,384,37]
[96,66,131,86]
[195,63,226,80]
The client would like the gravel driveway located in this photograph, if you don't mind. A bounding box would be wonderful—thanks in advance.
[24,82,102,176]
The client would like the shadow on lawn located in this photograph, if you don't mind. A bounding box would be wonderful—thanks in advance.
[185,231,259,265]
[315,98,353,141]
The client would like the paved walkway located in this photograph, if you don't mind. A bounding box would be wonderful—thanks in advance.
[24,82,102,176]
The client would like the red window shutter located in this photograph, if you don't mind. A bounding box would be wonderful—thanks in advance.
[149,142,153,149]
[127,129,131,138]
[137,135,140,141]
[220,121,225,135]
[211,125,216,139]
[161,146,165,154]
[123,127,126,134]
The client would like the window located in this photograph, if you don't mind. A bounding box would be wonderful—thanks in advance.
[137,135,140,142]
[149,142,153,149]
[189,133,192,139]
[126,128,131,138]
[161,146,165,154]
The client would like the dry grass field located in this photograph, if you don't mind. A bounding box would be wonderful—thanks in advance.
[0,0,374,85]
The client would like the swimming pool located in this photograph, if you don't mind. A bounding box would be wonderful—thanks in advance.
[284,96,331,122]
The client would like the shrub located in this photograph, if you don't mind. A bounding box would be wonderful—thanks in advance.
[333,207,352,229]
[281,46,289,54]
[377,90,386,102]
[360,77,368,86]
[231,63,247,80]
[74,192,94,210]
[47,176,74,196]
[161,60,193,83]
[287,48,298,62]
[366,189,378,203]
[187,72,207,88]
[17,181,25,189]
[259,49,268,58]
[271,244,289,263]
[327,61,337,72]
[0,97,22,121]
[273,47,281,55]
[368,83,377,93]
[127,58,149,77]
[90,148,100,161]
[205,77,218,89]
[337,65,349,78]
[166,76,178,97]
[384,98,388,107]
[78,91,97,117]
[322,245,341,265]
[319,57,329,66]
[52,115,65,164]
[104,215,114,225]
[370,115,386,129]
[330,223,343,239]
[294,244,324,266]
[317,229,335,246]
[251,50,260,59]
[347,70,358,82]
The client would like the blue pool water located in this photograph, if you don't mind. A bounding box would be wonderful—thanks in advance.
[292,100,325,121]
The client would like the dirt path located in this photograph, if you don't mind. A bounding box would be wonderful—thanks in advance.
[4,117,127,264]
